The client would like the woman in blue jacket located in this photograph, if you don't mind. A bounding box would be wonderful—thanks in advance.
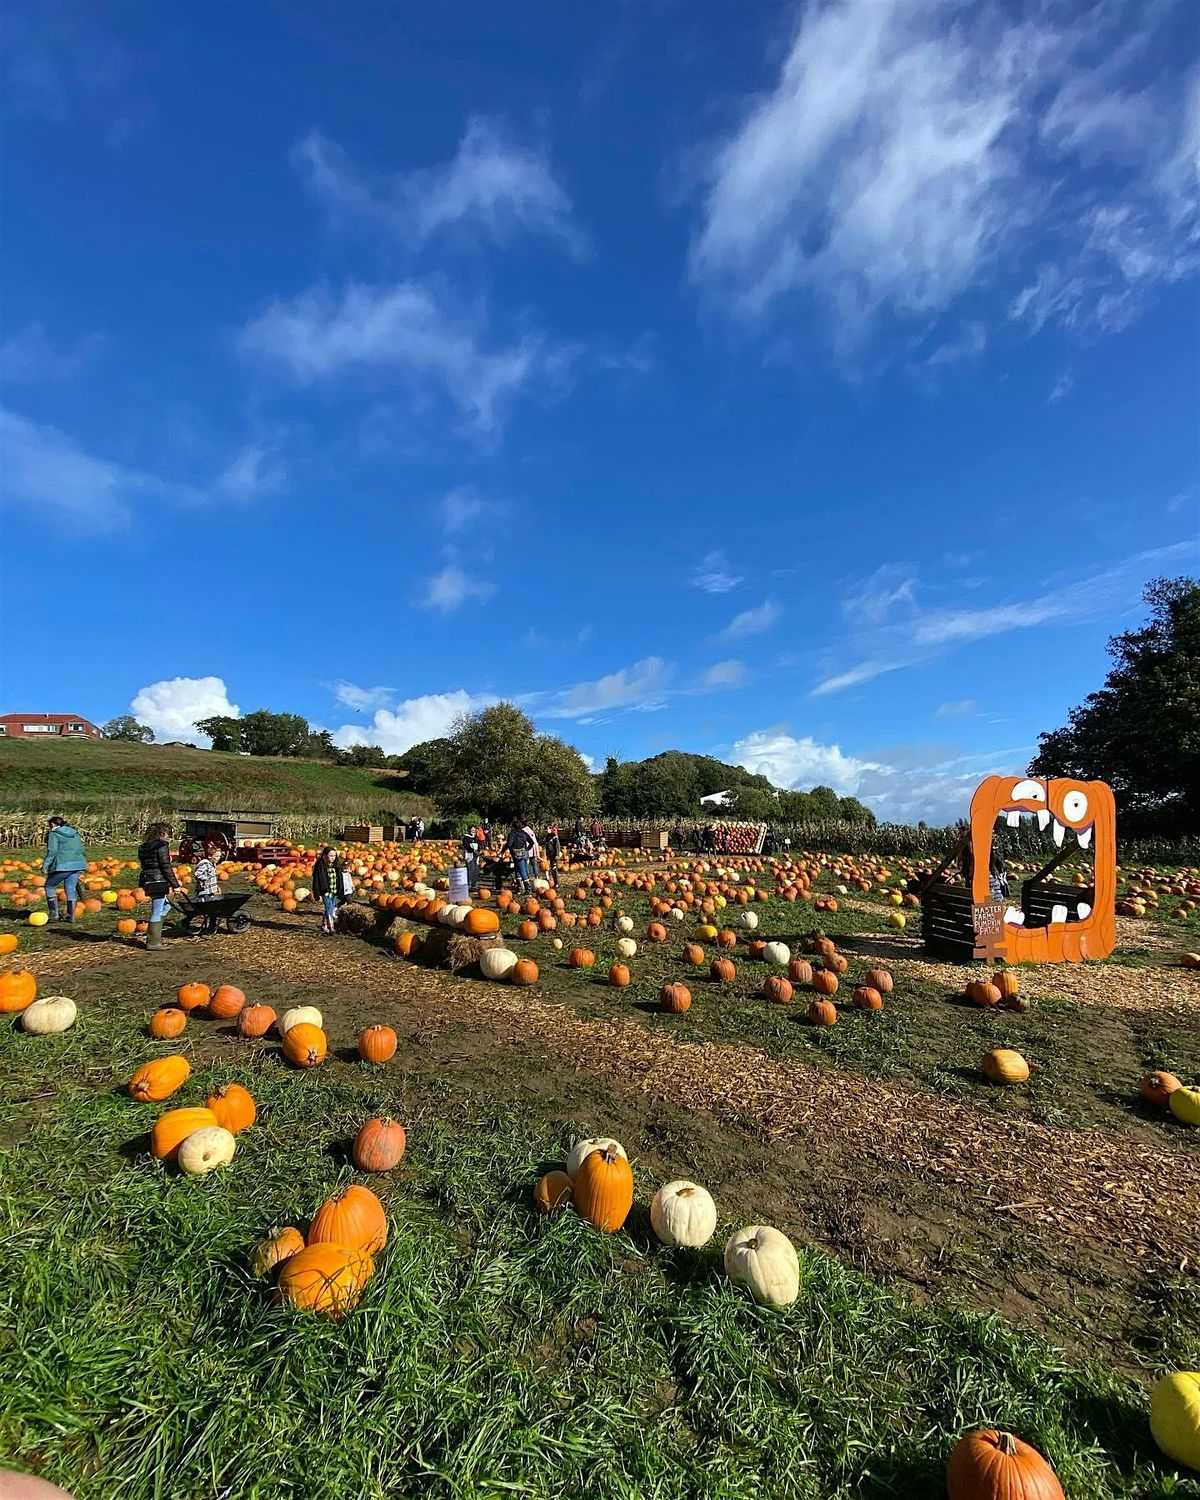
[43,815,88,923]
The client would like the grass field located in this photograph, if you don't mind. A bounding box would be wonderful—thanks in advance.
[1,845,1198,1498]
[0,738,427,841]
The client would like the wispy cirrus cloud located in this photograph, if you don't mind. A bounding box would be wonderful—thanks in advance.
[689,548,744,593]
[811,540,1199,695]
[0,323,99,382]
[238,280,557,436]
[720,597,782,639]
[420,565,497,613]
[294,116,578,250]
[690,0,1199,352]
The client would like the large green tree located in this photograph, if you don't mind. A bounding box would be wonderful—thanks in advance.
[1030,576,1200,829]
[103,715,154,743]
[395,737,453,794]
[436,704,594,822]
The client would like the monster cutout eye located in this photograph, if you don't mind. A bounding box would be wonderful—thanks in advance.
[1010,779,1045,803]
[1062,789,1089,824]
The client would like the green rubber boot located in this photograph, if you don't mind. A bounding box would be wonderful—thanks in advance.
[146,920,165,951]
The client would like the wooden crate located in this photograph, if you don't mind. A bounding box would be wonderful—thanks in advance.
[343,825,383,843]
[639,830,669,851]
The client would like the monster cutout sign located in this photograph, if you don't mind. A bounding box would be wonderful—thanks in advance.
[968,775,1116,963]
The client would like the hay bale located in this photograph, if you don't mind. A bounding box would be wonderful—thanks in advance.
[420,926,503,972]
[336,902,393,940]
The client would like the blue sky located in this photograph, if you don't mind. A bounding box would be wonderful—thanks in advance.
[1,0,1197,823]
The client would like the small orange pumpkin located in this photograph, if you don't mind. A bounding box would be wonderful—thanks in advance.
[660,982,692,1013]
[569,948,596,968]
[130,1055,190,1102]
[238,1004,276,1038]
[352,1117,407,1172]
[852,985,884,1010]
[206,1082,257,1133]
[149,1006,187,1039]
[1140,1070,1182,1108]
[534,1169,574,1213]
[811,970,838,996]
[0,969,37,1013]
[176,982,211,1012]
[808,998,837,1026]
[762,975,793,1004]
[149,1106,219,1161]
[510,958,539,986]
[710,958,736,983]
[864,968,893,994]
[608,963,631,987]
[358,1024,398,1063]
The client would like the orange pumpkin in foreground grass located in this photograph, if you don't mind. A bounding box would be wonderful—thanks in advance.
[149,1007,187,1039]
[129,1055,190,1102]
[0,969,37,1013]
[534,1170,574,1213]
[808,998,837,1027]
[250,1225,305,1278]
[282,1023,327,1068]
[0,934,18,955]
[573,1145,634,1233]
[352,1117,407,1172]
[864,968,893,994]
[150,1106,219,1161]
[1141,1071,1183,1108]
[852,986,884,1010]
[608,964,631,987]
[811,970,838,997]
[206,1082,257,1133]
[710,958,736,983]
[762,975,793,1004]
[510,958,539,986]
[946,1428,1065,1500]
[660,982,692,1013]
[308,1183,388,1254]
[277,1243,374,1317]
[570,948,596,968]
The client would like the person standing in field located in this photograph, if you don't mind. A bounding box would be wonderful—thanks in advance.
[191,841,222,936]
[138,822,182,950]
[461,825,483,895]
[42,815,88,923]
[544,823,561,888]
[506,820,534,895]
[311,845,345,935]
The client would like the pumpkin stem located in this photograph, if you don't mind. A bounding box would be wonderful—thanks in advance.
[995,1431,1018,1456]
[678,1186,695,1198]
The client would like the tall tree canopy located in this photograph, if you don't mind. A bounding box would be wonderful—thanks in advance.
[435,704,594,823]
[1030,576,1200,830]
[103,715,154,743]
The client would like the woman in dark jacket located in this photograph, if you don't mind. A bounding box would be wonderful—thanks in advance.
[311,845,346,935]
[138,822,182,951]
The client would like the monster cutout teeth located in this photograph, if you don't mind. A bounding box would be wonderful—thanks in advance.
[1052,819,1066,847]
[1006,811,1021,828]
[1005,906,1025,926]
[1051,904,1069,924]
[1036,809,1050,831]
[1077,902,1092,919]
[1077,827,1092,849]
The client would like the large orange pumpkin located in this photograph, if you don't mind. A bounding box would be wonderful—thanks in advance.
[150,1106,219,1161]
[0,969,37,1013]
[811,970,838,996]
[238,1004,276,1038]
[864,967,893,994]
[762,975,793,1004]
[710,958,736,983]
[852,985,884,1010]
[683,943,705,966]
[358,1024,397,1063]
[208,985,246,1020]
[308,1183,387,1254]
[177,982,211,1012]
[129,1055,191,1102]
[788,959,814,987]
[573,1145,634,1233]
[659,982,692,1013]
[569,948,595,968]
[946,1428,1065,1500]
[282,1022,327,1068]
[463,907,500,935]
[510,958,538,986]
[206,1082,257,1133]
[808,998,837,1026]
[277,1243,374,1317]
[352,1117,406,1172]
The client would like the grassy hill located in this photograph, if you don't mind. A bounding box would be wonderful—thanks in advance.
[0,737,429,842]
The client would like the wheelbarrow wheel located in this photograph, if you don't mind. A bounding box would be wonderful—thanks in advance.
[226,912,251,935]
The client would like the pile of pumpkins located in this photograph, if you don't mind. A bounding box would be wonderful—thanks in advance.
[129,1045,255,1176]
[533,1135,803,1311]
[250,1184,387,1317]
[150,982,333,1069]
[1140,1069,1200,1126]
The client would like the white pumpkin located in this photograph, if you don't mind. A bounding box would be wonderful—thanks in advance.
[616,937,638,959]
[21,995,77,1035]
[763,941,791,966]
[292,887,310,903]
[739,910,759,930]
[178,1126,237,1176]
[650,1180,717,1248]
[441,904,471,928]
[479,947,519,981]
[670,907,686,922]
[532,878,550,893]
[281,1005,322,1034]
[724,1225,801,1309]
[615,916,634,935]
[837,884,848,895]
[566,1136,627,1181]
[552,938,563,950]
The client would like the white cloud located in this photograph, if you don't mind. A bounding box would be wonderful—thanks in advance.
[214,442,286,499]
[0,406,202,532]
[921,321,987,370]
[331,690,491,755]
[293,117,577,248]
[690,548,744,593]
[239,280,550,434]
[1048,371,1074,403]
[420,565,497,612]
[330,681,396,713]
[131,676,239,745]
[721,597,782,639]
[439,485,504,534]
[841,562,916,624]
[935,698,976,718]
[692,0,1200,349]
[0,323,97,382]
[531,657,676,720]
[812,540,1198,694]
[731,730,884,795]
[701,659,746,690]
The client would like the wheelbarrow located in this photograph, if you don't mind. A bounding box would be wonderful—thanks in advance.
[173,891,254,936]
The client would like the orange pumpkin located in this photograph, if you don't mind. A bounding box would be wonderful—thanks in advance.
[946,1428,1065,1500]
[150,1106,219,1161]
[534,1169,574,1213]
[352,1117,407,1172]
[710,958,736,983]
[148,1006,187,1039]
[277,1243,374,1317]
[282,1022,327,1068]
[308,1183,388,1254]
[1140,1070,1182,1108]
[238,1004,276,1038]
[683,943,705,966]
[208,985,246,1020]
[116,918,138,936]
[129,1055,191,1102]
[569,948,596,968]
[0,934,18,955]
[788,959,814,987]
[864,967,893,994]
[967,979,1002,1007]
[852,985,884,1010]
[646,922,667,942]
[206,1082,257,1133]
[811,970,838,996]
[358,1024,398,1063]
[177,982,211,1012]
[573,1145,634,1232]
[762,975,793,1004]
[510,958,539,986]
[808,998,837,1026]
[517,920,539,941]
[463,907,500,935]
[0,969,37,1013]
[660,982,692,1013]
[394,930,421,957]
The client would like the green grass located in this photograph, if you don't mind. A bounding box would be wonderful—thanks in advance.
[0,737,428,839]
[1,971,1195,1500]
